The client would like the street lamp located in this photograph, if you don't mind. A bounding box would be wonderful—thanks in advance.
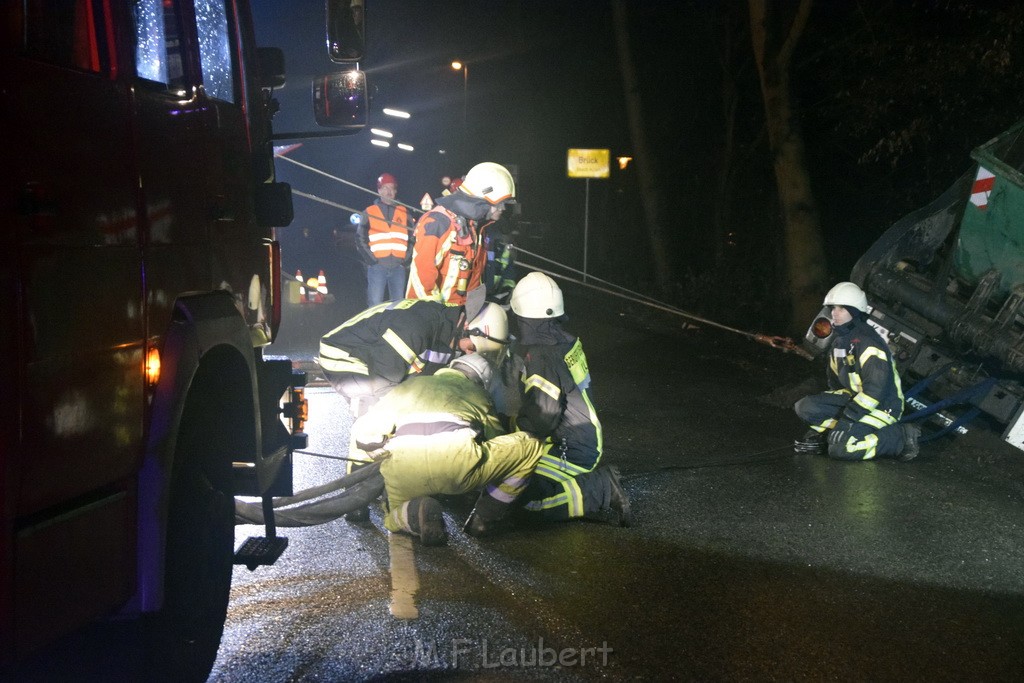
[450,60,468,130]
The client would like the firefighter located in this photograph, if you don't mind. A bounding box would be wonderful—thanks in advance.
[317,298,510,418]
[350,354,545,545]
[356,172,411,307]
[317,299,467,419]
[483,229,518,306]
[492,272,633,531]
[793,281,920,461]
[406,161,515,309]
[318,299,509,521]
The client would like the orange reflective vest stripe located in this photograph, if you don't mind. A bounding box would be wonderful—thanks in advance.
[366,204,409,259]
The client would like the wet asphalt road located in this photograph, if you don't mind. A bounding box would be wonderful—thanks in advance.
[209,291,1024,681]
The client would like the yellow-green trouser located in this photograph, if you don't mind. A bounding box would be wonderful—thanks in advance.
[520,443,601,520]
[379,431,544,534]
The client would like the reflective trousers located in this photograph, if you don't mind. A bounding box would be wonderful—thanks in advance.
[795,391,906,460]
[379,431,544,534]
[517,447,610,521]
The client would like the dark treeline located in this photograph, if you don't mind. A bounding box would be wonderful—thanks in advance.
[616,0,1024,328]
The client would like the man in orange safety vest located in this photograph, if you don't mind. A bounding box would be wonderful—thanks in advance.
[357,172,411,307]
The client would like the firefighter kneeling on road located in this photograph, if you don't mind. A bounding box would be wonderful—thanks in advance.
[498,272,633,529]
[793,281,920,461]
[350,354,545,545]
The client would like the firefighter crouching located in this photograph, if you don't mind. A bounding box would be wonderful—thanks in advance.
[494,272,632,531]
[317,299,509,520]
[793,281,920,461]
[351,354,545,545]
[317,299,508,415]
[317,299,468,419]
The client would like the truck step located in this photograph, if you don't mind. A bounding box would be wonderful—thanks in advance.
[234,535,289,571]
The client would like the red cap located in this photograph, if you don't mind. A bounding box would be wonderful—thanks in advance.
[377,172,397,190]
[449,177,463,192]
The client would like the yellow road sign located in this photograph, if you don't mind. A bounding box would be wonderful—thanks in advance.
[567,148,610,179]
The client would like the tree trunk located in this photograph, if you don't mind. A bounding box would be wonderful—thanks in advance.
[612,0,673,296]
[748,0,828,331]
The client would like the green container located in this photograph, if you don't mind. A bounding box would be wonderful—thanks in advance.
[953,120,1024,295]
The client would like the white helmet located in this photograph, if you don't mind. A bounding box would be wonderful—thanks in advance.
[823,281,869,313]
[465,302,509,360]
[459,162,515,205]
[449,353,495,390]
[511,272,564,319]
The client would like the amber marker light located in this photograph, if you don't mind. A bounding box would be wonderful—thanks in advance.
[145,345,162,386]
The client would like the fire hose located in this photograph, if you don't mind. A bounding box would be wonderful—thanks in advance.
[235,458,384,527]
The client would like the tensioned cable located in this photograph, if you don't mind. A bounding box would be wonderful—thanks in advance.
[515,252,811,357]
[292,444,795,476]
[515,246,681,310]
[290,188,361,214]
[277,153,424,217]
[276,155,810,358]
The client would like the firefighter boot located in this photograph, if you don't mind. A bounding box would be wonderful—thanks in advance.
[408,497,447,546]
[898,423,921,462]
[793,428,827,455]
[605,465,634,528]
[464,493,512,538]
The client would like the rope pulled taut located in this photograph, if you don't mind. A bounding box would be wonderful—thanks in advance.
[515,247,811,360]
[273,155,811,361]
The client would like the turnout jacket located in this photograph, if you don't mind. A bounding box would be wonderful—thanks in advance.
[827,316,904,429]
[514,319,603,469]
[406,193,492,305]
[356,368,504,447]
[318,299,462,384]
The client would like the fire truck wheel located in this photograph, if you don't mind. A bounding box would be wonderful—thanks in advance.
[146,420,235,681]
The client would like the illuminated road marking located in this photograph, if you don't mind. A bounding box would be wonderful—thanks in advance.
[388,532,420,619]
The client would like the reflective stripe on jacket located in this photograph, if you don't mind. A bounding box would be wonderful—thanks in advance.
[366,203,409,259]
[406,204,484,306]
[515,331,603,471]
[827,317,904,429]
[318,299,461,382]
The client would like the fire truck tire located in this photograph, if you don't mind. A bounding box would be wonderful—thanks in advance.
[146,410,235,681]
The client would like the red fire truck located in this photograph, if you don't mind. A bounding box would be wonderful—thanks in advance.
[1,0,365,678]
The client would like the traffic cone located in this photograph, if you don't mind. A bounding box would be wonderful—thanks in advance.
[317,270,328,295]
[306,276,321,303]
[296,270,306,303]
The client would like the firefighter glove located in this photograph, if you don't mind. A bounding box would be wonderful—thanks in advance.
[827,428,847,446]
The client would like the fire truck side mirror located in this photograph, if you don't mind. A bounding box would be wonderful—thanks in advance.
[257,47,286,90]
[312,70,367,132]
[326,0,365,63]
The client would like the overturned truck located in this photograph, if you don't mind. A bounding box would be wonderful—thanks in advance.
[808,119,1024,451]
